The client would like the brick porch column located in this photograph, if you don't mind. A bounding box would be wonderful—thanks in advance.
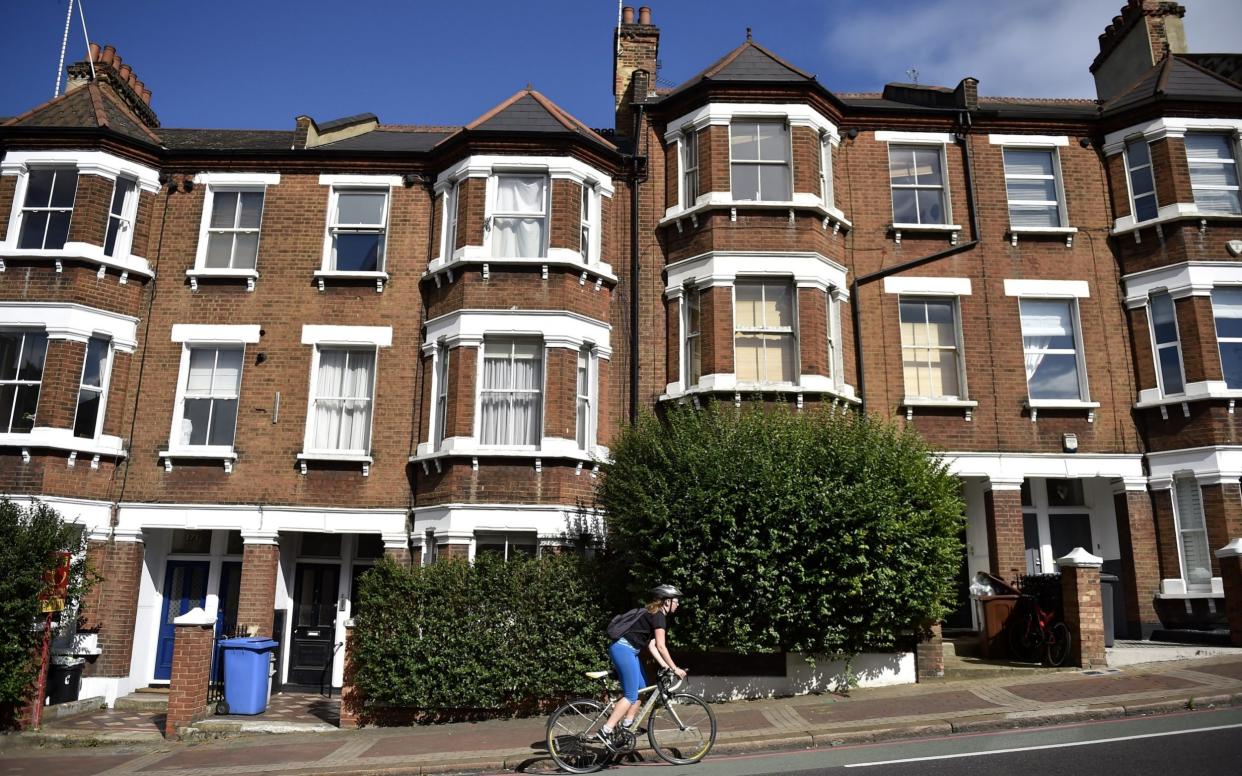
[382,532,412,566]
[1058,548,1107,669]
[78,528,145,680]
[1112,481,1161,638]
[1216,539,1242,647]
[914,622,944,682]
[164,607,215,738]
[339,619,361,728]
[237,531,279,637]
[984,479,1025,586]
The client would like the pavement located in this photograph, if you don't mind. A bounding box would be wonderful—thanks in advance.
[3,647,1242,776]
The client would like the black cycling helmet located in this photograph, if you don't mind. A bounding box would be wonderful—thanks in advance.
[650,584,683,600]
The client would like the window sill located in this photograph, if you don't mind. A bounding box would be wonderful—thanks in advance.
[410,440,610,473]
[1023,399,1100,423]
[1136,381,1242,414]
[0,243,153,280]
[1158,577,1223,597]
[1006,226,1078,247]
[313,270,389,293]
[186,268,259,292]
[899,398,978,421]
[1113,205,1242,236]
[660,377,860,406]
[296,451,373,476]
[889,223,964,247]
[660,197,851,232]
[0,428,126,465]
[159,448,237,473]
[425,251,617,286]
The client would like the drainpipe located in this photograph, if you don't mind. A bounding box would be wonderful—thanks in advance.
[627,77,649,425]
[850,112,982,414]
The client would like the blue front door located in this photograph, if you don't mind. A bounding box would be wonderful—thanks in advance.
[154,560,210,681]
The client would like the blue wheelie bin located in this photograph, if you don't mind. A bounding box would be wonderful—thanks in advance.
[219,637,279,715]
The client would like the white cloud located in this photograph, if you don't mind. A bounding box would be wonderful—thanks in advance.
[824,0,1240,98]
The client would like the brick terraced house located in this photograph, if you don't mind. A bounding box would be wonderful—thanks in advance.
[2,1,1241,703]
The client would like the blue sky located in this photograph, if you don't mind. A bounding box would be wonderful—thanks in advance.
[1,0,1236,131]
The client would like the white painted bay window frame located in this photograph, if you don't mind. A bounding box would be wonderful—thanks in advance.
[682,283,702,389]
[1171,474,1214,594]
[681,127,700,209]
[1123,138,1159,224]
[1004,279,1097,417]
[477,337,544,449]
[316,174,399,291]
[0,150,159,278]
[189,173,279,290]
[733,278,799,386]
[103,176,138,260]
[877,131,960,238]
[1148,291,1186,397]
[576,345,597,452]
[729,118,793,202]
[297,325,392,474]
[431,340,451,450]
[161,324,259,471]
[1185,132,1242,215]
[580,182,601,265]
[487,172,549,260]
[73,335,114,442]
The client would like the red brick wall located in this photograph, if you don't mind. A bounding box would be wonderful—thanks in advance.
[700,285,732,376]
[414,460,596,507]
[237,543,279,637]
[444,346,476,440]
[699,126,729,197]
[792,126,820,196]
[550,179,581,252]
[0,176,16,232]
[458,177,487,251]
[80,539,144,677]
[424,268,612,323]
[1149,137,1193,209]
[130,190,157,259]
[798,287,829,378]
[1113,490,1161,637]
[65,174,111,248]
[1061,564,1107,668]
[1152,488,1182,581]
[35,339,86,430]
[544,347,579,442]
[1201,483,1242,576]
[165,622,213,737]
[1105,152,1132,221]
[985,488,1025,584]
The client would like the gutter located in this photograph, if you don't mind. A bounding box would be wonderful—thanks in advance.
[850,111,982,414]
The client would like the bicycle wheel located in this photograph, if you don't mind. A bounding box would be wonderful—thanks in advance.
[1045,622,1072,667]
[1007,614,1041,663]
[546,698,611,774]
[647,693,717,765]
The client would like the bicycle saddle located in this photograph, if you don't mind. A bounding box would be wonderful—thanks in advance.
[584,668,615,680]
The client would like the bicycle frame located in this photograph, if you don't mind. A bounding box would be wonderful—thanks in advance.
[591,671,687,733]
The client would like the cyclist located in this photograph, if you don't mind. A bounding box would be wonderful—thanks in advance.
[596,584,688,745]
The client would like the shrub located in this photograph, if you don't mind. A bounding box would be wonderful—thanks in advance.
[598,404,965,658]
[350,553,611,720]
[0,499,93,729]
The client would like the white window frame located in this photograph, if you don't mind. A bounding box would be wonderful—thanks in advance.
[0,329,49,434]
[820,132,834,210]
[432,341,451,448]
[303,345,378,457]
[72,335,113,441]
[732,278,799,386]
[317,175,398,278]
[897,295,967,401]
[472,530,539,561]
[1148,291,1186,397]
[580,183,600,264]
[1017,297,1090,403]
[886,142,951,227]
[1172,474,1214,593]
[1123,138,1159,223]
[475,337,545,449]
[681,128,700,209]
[16,166,78,251]
[1001,146,1069,230]
[1211,285,1242,390]
[575,345,597,451]
[103,176,138,259]
[162,324,259,464]
[441,179,461,261]
[826,291,839,387]
[729,118,793,202]
[297,325,392,465]
[192,175,275,279]
[486,172,549,259]
[1185,132,1242,215]
[682,284,702,388]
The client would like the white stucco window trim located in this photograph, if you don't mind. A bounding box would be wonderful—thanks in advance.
[987,134,1070,147]
[410,502,594,550]
[0,301,138,351]
[664,251,847,294]
[300,325,393,348]
[1102,117,1242,156]
[170,324,261,344]
[664,103,839,144]
[189,173,279,287]
[939,451,1145,482]
[1121,261,1242,307]
[874,131,956,145]
[1003,279,1090,298]
[882,277,972,296]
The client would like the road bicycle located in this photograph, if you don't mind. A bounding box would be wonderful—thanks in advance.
[1007,593,1072,667]
[545,667,717,773]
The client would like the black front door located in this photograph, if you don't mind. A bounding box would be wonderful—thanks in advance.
[289,564,340,687]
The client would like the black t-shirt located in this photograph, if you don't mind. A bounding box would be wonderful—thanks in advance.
[621,609,666,650]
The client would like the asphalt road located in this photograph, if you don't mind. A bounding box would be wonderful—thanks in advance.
[674,706,1242,775]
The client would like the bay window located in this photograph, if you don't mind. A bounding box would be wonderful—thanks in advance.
[307,348,376,454]
[683,285,702,387]
[73,336,112,439]
[1125,139,1159,223]
[1211,287,1242,388]
[1185,133,1241,214]
[730,120,791,201]
[103,178,137,258]
[734,280,796,384]
[479,338,543,446]
[17,168,77,250]
[1173,474,1213,591]
[1019,299,1086,401]
[0,330,48,433]
[681,129,700,208]
[490,174,547,258]
[434,343,450,447]
[576,346,596,450]
[1149,292,1185,395]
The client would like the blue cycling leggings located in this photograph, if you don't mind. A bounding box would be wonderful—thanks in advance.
[608,638,647,704]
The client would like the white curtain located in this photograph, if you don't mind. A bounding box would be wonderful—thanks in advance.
[480,341,541,445]
[313,349,374,451]
[492,177,546,258]
[1019,301,1071,381]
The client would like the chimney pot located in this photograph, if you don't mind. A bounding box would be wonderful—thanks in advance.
[142,89,152,104]
[118,63,131,82]
[101,45,115,65]
[88,42,100,61]
[621,6,634,24]
[135,78,145,95]
[638,6,651,24]
[128,72,139,91]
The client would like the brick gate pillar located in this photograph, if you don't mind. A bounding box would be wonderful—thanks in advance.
[984,479,1025,586]
[164,607,215,738]
[237,531,279,637]
[1058,548,1107,669]
[915,622,944,682]
[78,528,145,680]
[1215,539,1242,647]
[1112,481,1161,638]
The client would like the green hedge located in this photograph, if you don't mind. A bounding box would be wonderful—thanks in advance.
[350,553,612,720]
[0,499,93,729]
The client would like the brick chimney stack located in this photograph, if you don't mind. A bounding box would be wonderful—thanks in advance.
[614,5,659,137]
[66,43,160,128]
[1091,0,1187,102]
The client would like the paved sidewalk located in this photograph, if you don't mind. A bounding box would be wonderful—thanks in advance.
[3,654,1242,775]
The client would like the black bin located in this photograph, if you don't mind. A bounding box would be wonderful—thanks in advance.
[45,658,84,705]
[1099,573,1119,648]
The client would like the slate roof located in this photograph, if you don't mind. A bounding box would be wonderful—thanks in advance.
[316,128,454,152]
[661,39,817,101]
[1104,54,1242,115]
[457,88,616,150]
[1,83,160,146]
[160,128,295,151]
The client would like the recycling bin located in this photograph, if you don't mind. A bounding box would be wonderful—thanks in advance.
[45,657,84,705]
[219,637,279,715]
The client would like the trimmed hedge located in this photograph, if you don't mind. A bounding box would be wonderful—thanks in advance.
[350,553,612,720]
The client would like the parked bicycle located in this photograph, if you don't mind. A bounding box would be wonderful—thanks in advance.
[546,667,716,773]
[1007,592,1072,667]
